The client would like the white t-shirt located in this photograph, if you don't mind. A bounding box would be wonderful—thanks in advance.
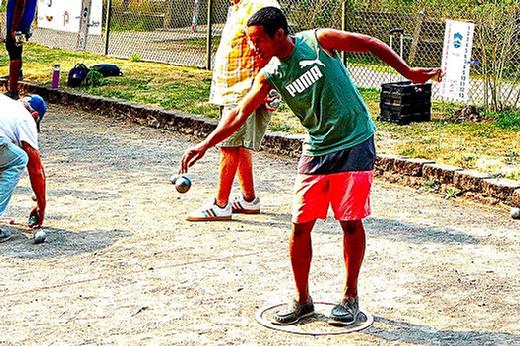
[0,95,39,150]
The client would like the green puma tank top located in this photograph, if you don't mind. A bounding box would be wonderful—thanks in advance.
[262,30,375,156]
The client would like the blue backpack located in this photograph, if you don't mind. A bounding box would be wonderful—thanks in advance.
[67,64,90,87]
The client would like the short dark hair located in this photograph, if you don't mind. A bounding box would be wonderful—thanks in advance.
[247,7,288,38]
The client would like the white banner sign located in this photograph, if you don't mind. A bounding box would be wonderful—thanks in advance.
[439,19,475,102]
[36,0,103,35]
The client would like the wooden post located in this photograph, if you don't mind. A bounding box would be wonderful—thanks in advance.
[76,0,92,51]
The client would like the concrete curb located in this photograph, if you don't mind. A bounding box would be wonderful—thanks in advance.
[4,81,520,208]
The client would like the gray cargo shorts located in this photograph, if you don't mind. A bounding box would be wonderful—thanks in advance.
[218,105,271,152]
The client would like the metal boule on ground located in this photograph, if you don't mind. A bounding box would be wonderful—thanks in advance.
[33,230,46,244]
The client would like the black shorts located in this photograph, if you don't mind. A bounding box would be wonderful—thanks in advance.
[298,135,376,175]
[5,34,23,61]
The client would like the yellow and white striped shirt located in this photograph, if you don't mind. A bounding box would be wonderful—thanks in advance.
[209,0,280,106]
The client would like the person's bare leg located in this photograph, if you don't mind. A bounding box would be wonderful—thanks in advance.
[236,147,255,201]
[215,147,240,207]
[339,220,366,299]
[290,220,316,303]
[8,59,22,94]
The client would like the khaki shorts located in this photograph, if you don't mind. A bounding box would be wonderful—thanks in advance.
[218,105,271,152]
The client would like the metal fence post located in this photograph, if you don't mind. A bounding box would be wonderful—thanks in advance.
[206,0,214,70]
[104,0,113,55]
[341,0,347,66]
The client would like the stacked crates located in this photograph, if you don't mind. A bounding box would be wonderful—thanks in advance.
[379,81,432,125]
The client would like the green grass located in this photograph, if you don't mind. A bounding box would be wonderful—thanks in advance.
[487,110,520,131]
[2,43,519,180]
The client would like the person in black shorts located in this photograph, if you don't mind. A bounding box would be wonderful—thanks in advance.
[4,0,37,99]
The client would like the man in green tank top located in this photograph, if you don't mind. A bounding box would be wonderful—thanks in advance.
[180,7,442,326]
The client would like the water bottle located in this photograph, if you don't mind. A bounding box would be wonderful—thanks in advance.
[51,64,60,89]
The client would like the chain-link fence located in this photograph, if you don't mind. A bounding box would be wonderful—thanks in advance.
[1,0,519,109]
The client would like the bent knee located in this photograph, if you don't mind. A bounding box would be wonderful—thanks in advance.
[292,220,316,237]
[341,219,364,234]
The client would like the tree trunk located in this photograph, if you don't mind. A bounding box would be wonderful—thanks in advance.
[407,8,425,64]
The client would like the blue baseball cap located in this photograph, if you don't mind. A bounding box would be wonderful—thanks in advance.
[27,94,47,119]
[23,94,47,132]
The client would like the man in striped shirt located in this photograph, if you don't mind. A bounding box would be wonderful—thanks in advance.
[186,0,280,221]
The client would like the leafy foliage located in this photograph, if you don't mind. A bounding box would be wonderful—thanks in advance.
[82,70,107,87]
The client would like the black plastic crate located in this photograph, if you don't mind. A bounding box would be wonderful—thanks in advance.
[381,81,432,101]
[379,108,431,125]
[379,81,432,125]
[380,102,431,114]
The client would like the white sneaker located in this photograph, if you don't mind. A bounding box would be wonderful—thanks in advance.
[186,199,232,221]
[231,195,260,214]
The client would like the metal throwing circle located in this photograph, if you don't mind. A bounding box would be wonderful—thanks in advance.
[256,301,374,336]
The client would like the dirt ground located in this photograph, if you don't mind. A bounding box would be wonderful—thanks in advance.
[1,104,519,345]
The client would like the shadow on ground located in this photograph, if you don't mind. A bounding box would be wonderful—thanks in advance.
[364,316,520,345]
[232,213,479,246]
[0,226,132,259]
[365,217,479,245]
[14,186,120,201]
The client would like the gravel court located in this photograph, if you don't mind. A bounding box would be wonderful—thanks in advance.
[0,104,519,345]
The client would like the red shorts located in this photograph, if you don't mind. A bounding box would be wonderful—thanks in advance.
[292,170,373,224]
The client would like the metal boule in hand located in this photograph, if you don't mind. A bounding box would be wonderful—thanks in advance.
[170,174,180,185]
[28,214,39,227]
[175,176,192,194]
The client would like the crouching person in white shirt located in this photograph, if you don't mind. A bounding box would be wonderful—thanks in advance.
[0,93,47,241]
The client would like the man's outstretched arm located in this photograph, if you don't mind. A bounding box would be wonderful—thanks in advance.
[316,29,442,84]
[180,73,272,173]
[21,141,46,228]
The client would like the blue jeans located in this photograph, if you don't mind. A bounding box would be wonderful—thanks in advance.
[0,137,28,216]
